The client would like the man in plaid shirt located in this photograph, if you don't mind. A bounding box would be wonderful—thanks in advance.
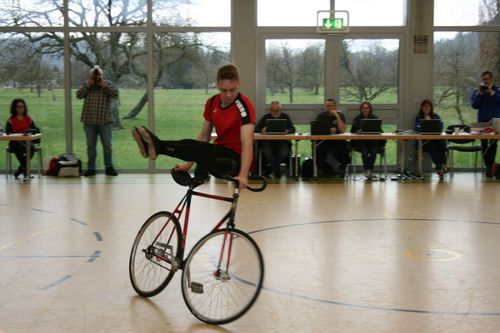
[77,65,119,176]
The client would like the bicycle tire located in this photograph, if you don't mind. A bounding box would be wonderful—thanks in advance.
[181,228,264,325]
[129,211,182,297]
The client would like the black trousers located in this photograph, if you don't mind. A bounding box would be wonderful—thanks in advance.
[157,139,240,177]
[352,140,379,171]
[8,141,35,171]
[422,139,447,169]
[260,141,290,175]
[315,140,350,175]
[481,139,498,168]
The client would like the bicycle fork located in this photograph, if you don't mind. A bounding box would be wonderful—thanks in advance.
[188,231,235,295]
[189,190,240,294]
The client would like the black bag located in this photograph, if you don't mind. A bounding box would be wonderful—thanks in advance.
[301,157,314,179]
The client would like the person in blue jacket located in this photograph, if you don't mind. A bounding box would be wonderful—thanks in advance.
[415,99,448,178]
[470,70,500,177]
[350,101,382,179]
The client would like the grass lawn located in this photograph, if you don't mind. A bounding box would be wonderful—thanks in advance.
[0,87,485,172]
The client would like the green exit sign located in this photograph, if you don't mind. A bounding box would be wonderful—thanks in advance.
[322,18,344,30]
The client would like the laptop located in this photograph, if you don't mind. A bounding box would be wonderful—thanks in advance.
[419,119,443,134]
[310,121,331,135]
[360,119,382,134]
[265,118,287,135]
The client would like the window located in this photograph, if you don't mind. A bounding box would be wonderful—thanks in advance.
[433,31,499,125]
[433,31,500,167]
[68,0,146,27]
[265,39,325,104]
[0,0,63,27]
[434,0,499,26]
[0,33,65,168]
[335,0,406,26]
[153,0,231,27]
[339,39,399,104]
[71,32,149,169]
[154,32,231,169]
[0,0,232,171]
[258,0,329,26]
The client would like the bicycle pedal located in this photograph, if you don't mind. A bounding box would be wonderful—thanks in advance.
[190,282,204,294]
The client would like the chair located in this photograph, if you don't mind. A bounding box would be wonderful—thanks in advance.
[349,143,387,180]
[5,144,44,178]
[446,124,483,175]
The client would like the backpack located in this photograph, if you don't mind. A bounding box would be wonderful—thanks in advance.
[301,157,314,179]
[44,153,82,177]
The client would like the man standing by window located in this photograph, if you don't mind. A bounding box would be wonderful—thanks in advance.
[470,70,500,177]
[77,65,119,177]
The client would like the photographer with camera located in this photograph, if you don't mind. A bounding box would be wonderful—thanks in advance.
[470,70,500,177]
[76,65,119,176]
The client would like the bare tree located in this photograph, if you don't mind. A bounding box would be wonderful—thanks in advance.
[479,0,500,77]
[0,37,63,96]
[340,41,398,102]
[1,0,217,124]
[266,42,325,103]
[434,33,478,124]
[298,45,324,95]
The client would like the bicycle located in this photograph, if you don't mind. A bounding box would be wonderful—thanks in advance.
[129,169,267,325]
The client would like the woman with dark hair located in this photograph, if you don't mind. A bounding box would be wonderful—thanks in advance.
[5,99,40,178]
[351,101,382,179]
[415,99,448,178]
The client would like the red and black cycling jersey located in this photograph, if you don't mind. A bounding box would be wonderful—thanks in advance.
[203,93,256,154]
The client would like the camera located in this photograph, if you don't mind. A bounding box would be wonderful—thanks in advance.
[480,84,489,92]
[93,69,102,83]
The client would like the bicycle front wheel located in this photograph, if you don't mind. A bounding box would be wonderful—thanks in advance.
[181,228,264,325]
[129,211,182,297]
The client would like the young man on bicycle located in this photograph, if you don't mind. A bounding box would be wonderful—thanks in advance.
[132,64,255,189]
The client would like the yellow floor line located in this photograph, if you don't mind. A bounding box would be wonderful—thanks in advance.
[0,225,64,253]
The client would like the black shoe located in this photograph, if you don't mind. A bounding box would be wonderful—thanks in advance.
[14,166,23,179]
[337,167,346,179]
[105,166,118,176]
[83,169,96,177]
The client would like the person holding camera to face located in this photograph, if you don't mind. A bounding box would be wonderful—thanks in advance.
[77,65,119,176]
[470,70,500,177]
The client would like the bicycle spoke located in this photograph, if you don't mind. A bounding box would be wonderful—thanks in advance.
[129,212,182,297]
[181,229,264,324]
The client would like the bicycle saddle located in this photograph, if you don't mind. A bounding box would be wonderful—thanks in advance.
[171,169,194,187]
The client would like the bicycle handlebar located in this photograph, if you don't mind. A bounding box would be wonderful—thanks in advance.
[223,175,267,192]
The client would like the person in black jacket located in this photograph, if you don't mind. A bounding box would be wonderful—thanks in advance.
[351,101,381,179]
[254,101,295,177]
[314,98,350,177]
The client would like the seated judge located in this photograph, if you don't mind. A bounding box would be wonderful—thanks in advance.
[254,101,295,177]
[315,98,350,177]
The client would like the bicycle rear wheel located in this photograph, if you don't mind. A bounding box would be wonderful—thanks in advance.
[129,211,182,297]
[181,228,264,325]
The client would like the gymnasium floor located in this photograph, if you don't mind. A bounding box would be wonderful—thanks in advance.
[1,173,499,333]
